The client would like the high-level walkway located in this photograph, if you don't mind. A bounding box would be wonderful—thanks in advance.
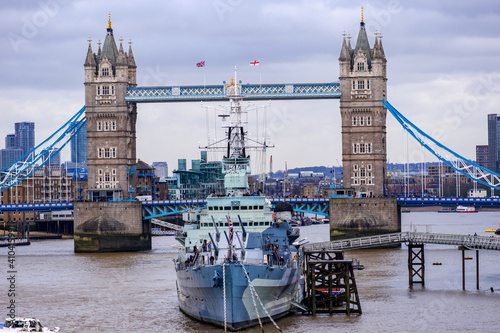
[303,232,500,251]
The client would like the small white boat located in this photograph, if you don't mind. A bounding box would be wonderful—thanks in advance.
[455,205,477,213]
[1,317,59,332]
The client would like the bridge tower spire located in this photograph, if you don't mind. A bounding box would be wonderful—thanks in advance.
[83,16,138,201]
[338,14,387,197]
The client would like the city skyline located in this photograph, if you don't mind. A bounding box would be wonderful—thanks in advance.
[1,1,499,172]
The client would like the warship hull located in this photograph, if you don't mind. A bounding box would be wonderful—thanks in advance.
[176,263,300,331]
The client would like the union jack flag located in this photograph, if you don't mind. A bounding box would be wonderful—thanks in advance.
[196,61,205,67]
[229,218,233,245]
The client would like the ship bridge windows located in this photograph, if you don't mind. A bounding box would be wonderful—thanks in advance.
[232,206,240,210]
[240,206,248,210]
[224,206,231,211]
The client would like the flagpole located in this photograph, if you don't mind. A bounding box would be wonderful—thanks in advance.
[259,60,262,92]
[203,64,206,94]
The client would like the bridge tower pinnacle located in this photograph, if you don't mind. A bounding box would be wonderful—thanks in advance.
[338,16,387,197]
[83,18,138,201]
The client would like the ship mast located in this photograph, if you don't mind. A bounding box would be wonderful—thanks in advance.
[201,69,272,196]
[222,70,251,195]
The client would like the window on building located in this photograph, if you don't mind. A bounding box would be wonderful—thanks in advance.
[357,62,365,71]
[97,86,101,95]
[360,117,364,126]
[101,67,109,77]
[104,122,109,131]
[352,80,356,90]
[357,80,365,90]
[367,164,372,170]
[111,86,115,95]
[353,144,358,154]
[359,144,365,153]
[353,164,358,171]
[367,117,372,126]
[102,86,109,95]
[360,169,366,177]
[353,117,357,126]
[367,80,370,89]
[112,169,116,175]
[104,148,110,158]
[98,148,102,158]
[97,121,102,131]
[111,148,116,158]
[111,121,116,131]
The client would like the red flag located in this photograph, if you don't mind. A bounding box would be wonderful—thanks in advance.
[250,60,260,66]
[196,61,205,67]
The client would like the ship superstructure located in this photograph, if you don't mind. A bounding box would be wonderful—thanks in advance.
[174,77,302,331]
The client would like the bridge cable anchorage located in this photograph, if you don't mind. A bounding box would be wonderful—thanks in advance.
[0,106,86,192]
[240,263,282,332]
[384,99,500,190]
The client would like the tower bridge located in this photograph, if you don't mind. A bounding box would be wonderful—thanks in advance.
[2,12,500,252]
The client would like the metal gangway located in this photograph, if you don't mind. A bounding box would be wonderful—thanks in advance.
[304,232,500,251]
[150,218,183,231]
[304,231,500,289]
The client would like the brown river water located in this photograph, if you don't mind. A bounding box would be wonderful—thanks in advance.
[2,212,499,332]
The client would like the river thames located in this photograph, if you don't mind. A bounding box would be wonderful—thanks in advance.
[2,211,500,332]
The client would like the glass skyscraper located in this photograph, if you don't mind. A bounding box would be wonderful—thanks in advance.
[15,122,35,156]
[487,114,500,173]
[70,122,87,164]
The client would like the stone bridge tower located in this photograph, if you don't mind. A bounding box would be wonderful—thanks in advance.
[75,16,150,253]
[330,13,400,240]
[83,16,137,201]
[338,13,387,197]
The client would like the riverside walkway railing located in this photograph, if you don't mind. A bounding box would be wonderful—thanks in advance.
[303,232,500,251]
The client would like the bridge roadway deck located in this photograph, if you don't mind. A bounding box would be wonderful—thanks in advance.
[303,232,500,252]
[2,196,500,214]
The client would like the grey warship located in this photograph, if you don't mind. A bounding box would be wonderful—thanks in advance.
[174,77,302,331]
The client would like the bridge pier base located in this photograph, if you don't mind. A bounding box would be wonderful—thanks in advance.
[329,197,401,241]
[74,201,151,253]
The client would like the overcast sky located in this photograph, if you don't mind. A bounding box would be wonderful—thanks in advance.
[1,0,500,175]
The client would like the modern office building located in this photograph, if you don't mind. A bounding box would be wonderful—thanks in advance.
[41,148,61,166]
[5,134,17,149]
[0,148,23,170]
[487,114,500,173]
[15,122,35,156]
[476,145,489,169]
[152,161,168,180]
[71,121,87,164]
[0,122,35,169]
